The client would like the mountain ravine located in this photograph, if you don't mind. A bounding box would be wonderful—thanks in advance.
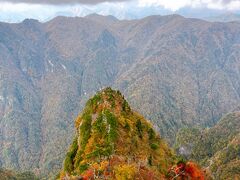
[0,14,239,176]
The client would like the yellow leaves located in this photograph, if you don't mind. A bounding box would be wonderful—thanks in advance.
[59,170,66,179]
[100,160,109,171]
[92,162,99,169]
[80,160,86,165]
[84,136,95,155]
[114,164,136,180]
[118,116,127,127]
[75,115,82,128]
[91,161,109,171]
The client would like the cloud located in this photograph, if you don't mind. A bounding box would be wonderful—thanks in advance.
[0,0,240,23]
[138,0,191,11]
[0,0,130,5]
[138,0,240,11]
[201,0,240,10]
[1,0,240,10]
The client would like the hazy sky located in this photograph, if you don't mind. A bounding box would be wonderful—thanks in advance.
[0,0,240,22]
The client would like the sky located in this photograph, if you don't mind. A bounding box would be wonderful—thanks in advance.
[0,0,240,22]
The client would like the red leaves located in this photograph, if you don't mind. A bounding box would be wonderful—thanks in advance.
[82,169,94,180]
[185,162,204,180]
[168,161,205,180]
[175,163,185,174]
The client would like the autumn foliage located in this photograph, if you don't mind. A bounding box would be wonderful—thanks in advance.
[59,88,194,180]
[168,161,205,180]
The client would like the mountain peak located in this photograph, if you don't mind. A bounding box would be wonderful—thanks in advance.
[92,87,128,107]
[85,13,119,21]
[75,87,131,128]
[60,88,175,179]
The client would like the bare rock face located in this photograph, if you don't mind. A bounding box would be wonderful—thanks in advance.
[0,15,240,176]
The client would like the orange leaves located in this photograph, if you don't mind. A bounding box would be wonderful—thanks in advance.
[91,160,109,171]
[100,160,109,171]
[168,161,205,180]
[59,170,66,179]
[185,162,205,180]
[82,169,94,180]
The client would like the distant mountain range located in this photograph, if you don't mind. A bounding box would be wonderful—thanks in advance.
[204,13,240,22]
[0,14,240,177]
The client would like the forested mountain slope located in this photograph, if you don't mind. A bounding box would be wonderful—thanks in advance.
[175,112,240,179]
